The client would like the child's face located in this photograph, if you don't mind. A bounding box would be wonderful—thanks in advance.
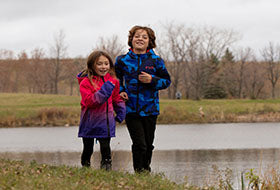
[94,55,110,77]
[132,29,149,53]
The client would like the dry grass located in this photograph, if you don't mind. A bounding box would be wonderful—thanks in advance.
[2,93,280,127]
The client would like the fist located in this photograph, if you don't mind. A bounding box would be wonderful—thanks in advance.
[138,72,152,83]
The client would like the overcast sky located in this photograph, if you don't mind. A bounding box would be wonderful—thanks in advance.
[1,0,279,58]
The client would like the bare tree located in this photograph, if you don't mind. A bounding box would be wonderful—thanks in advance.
[14,51,29,92]
[158,23,188,99]
[200,26,240,60]
[236,47,253,98]
[63,57,84,95]
[94,35,126,61]
[27,48,50,94]
[0,50,14,92]
[261,42,280,98]
[49,30,68,94]
[182,29,203,99]
[157,23,239,99]
[156,32,173,99]
[244,60,265,99]
[0,49,15,60]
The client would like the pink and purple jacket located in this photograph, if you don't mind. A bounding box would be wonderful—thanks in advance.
[77,72,126,138]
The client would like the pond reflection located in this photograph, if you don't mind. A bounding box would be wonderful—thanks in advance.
[2,123,280,188]
[1,148,280,188]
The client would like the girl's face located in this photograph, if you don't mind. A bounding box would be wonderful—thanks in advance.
[94,55,110,77]
[132,29,149,54]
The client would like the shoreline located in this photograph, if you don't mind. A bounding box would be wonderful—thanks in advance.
[1,112,280,128]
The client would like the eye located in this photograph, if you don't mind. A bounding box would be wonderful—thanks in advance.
[143,35,148,40]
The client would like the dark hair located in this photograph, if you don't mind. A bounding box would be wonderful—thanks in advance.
[86,50,115,85]
[128,25,156,50]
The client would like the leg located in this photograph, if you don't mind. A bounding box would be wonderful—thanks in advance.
[142,115,157,172]
[125,114,147,172]
[81,138,94,167]
[98,138,112,171]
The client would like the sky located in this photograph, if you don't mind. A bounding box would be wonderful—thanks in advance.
[1,0,280,58]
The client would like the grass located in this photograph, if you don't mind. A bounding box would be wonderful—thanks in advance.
[158,99,280,124]
[0,159,185,190]
[1,93,280,127]
[0,93,80,127]
[1,159,280,189]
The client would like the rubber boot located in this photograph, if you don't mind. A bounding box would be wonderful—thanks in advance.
[81,160,91,168]
[100,159,112,171]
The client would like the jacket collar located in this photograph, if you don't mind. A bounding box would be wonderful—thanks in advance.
[128,48,155,59]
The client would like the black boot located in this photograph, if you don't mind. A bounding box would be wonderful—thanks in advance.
[81,160,91,168]
[100,159,112,171]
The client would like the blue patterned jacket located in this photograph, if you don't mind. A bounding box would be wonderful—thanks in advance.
[115,49,171,116]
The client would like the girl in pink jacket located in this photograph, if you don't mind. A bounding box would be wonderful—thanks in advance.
[77,50,126,170]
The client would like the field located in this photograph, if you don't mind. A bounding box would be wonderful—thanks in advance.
[1,93,280,127]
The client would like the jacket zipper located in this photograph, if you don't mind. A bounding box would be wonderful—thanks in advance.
[101,76,110,137]
[136,56,140,114]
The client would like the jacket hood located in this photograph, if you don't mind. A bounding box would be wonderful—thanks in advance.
[77,70,88,84]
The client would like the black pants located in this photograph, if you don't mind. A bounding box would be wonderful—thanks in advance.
[125,114,157,172]
[81,137,111,166]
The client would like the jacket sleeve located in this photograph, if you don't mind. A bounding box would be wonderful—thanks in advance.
[115,56,126,93]
[112,80,126,123]
[150,58,171,90]
[80,80,115,107]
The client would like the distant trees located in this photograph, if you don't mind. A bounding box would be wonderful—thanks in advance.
[1,25,280,99]
[49,30,68,94]
[94,35,126,61]
[158,23,239,100]
[27,48,49,94]
[261,42,280,99]
[244,60,265,99]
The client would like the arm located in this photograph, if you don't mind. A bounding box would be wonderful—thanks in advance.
[112,80,126,123]
[115,57,126,93]
[150,58,171,90]
[80,80,115,107]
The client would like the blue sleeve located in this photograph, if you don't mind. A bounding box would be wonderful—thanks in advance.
[114,101,126,123]
[92,81,114,105]
[115,56,126,93]
[150,58,171,90]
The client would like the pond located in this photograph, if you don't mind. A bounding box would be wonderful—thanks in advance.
[1,123,280,188]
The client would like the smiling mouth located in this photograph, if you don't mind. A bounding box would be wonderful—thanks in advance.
[136,41,144,45]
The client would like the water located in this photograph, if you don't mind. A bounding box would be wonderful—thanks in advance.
[1,123,280,188]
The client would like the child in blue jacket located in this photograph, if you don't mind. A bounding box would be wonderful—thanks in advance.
[115,26,171,172]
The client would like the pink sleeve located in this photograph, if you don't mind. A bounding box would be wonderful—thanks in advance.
[80,79,114,107]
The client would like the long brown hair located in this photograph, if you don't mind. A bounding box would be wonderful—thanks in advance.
[85,50,115,86]
[128,25,156,50]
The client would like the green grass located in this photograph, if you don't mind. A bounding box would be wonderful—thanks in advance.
[1,93,280,127]
[1,159,280,189]
[158,99,280,124]
[0,159,185,190]
[0,93,81,127]
[0,93,80,118]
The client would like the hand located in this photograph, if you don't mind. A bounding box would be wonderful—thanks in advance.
[120,92,128,101]
[138,72,152,83]
[108,81,115,87]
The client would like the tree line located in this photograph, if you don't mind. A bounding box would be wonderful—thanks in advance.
[1,24,280,99]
